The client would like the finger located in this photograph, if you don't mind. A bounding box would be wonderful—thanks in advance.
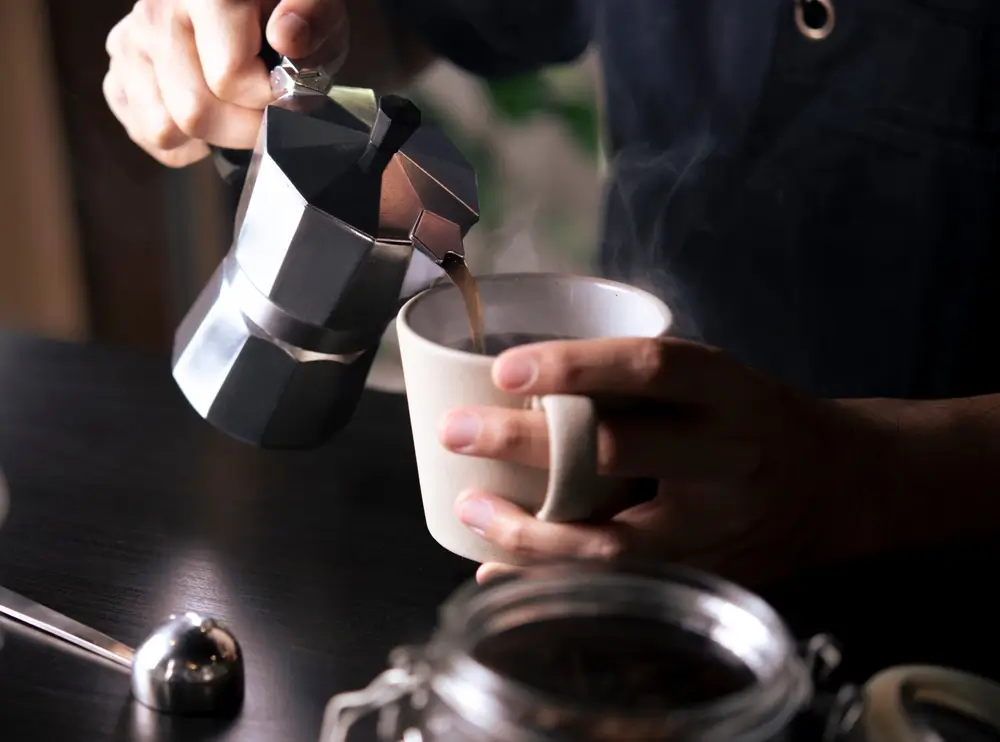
[105,13,131,57]
[492,337,732,403]
[440,406,759,478]
[149,10,265,148]
[476,563,521,584]
[105,6,210,166]
[267,0,348,65]
[612,482,763,563]
[455,490,628,561]
[105,64,210,167]
[187,0,274,107]
[109,53,190,152]
[154,139,213,168]
[103,67,132,130]
[440,407,549,467]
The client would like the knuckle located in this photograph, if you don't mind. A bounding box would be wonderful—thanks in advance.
[492,415,529,453]
[157,149,196,168]
[136,0,158,25]
[133,0,150,26]
[203,59,242,99]
[584,532,626,561]
[559,356,588,390]
[105,23,123,57]
[494,520,531,556]
[102,71,124,106]
[148,117,184,151]
[170,93,212,137]
[632,338,668,385]
[148,148,176,166]
[107,11,140,56]
[595,426,622,473]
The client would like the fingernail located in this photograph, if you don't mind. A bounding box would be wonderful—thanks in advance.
[274,12,322,54]
[494,354,538,391]
[442,412,481,451]
[457,495,493,533]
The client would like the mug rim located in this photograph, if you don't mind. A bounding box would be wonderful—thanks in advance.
[396,272,673,367]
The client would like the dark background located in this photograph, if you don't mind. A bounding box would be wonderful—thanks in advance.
[1,0,234,354]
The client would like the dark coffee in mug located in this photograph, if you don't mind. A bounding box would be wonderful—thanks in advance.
[449,332,579,355]
[440,252,579,355]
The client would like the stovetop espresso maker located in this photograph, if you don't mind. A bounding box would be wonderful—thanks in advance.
[172,55,479,449]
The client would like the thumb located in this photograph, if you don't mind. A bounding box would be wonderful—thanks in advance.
[266,0,349,67]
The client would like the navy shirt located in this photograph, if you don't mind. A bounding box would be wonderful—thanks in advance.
[221,0,1000,400]
[387,0,1000,400]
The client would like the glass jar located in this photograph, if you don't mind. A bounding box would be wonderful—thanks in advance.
[319,561,821,742]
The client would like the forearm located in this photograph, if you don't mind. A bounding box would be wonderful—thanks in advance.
[378,0,591,79]
[840,395,1000,555]
[339,0,592,89]
[334,0,436,91]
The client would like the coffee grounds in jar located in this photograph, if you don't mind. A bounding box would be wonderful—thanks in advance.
[472,615,756,712]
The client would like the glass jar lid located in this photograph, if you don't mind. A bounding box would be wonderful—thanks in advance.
[836,665,1000,742]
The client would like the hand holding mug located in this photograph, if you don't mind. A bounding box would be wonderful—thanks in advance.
[397,274,672,565]
[441,336,895,588]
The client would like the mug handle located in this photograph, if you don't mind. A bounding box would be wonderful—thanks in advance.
[532,395,603,522]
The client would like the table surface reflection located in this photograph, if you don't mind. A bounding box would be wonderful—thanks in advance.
[0,331,474,741]
[1,331,999,741]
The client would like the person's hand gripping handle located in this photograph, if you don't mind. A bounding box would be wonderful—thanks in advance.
[103,0,350,167]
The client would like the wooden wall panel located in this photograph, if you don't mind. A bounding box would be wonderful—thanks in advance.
[43,0,175,351]
[43,0,231,352]
[0,0,90,342]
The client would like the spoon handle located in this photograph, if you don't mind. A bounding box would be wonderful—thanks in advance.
[0,585,134,669]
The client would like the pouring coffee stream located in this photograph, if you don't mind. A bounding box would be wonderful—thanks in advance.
[440,252,486,354]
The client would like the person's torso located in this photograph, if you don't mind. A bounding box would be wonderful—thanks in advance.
[594,0,1000,399]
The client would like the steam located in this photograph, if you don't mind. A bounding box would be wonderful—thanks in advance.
[599,128,718,342]
[410,50,723,343]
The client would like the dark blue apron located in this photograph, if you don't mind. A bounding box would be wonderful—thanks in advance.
[596,0,1000,400]
[594,0,1000,680]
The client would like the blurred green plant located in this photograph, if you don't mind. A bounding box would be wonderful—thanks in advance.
[374,64,600,377]
[407,95,507,233]
[411,67,599,237]
[483,74,600,159]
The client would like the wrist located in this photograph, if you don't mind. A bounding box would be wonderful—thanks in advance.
[820,396,1000,559]
[802,396,908,567]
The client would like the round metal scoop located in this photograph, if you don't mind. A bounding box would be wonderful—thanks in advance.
[0,586,244,716]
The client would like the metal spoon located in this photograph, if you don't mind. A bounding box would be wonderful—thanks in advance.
[0,585,244,716]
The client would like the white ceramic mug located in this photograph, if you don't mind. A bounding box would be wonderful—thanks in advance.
[396,273,673,564]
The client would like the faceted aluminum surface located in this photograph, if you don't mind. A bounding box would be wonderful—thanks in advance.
[172,260,379,449]
[172,78,480,449]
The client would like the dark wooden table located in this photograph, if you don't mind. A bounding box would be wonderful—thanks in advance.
[1,331,998,741]
[0,331,475,741]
